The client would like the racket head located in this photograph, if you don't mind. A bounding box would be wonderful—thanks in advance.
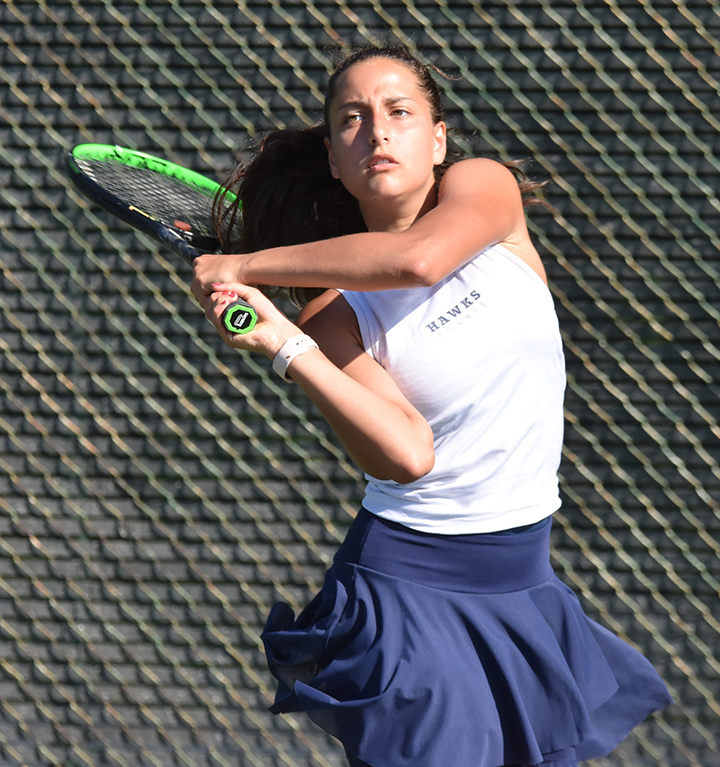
[66,144,235,263]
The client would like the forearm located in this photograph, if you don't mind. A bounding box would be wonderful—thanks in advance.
[204,284,434,483]
[236,159,523,291]
[241,230,431,291]
[193,159,526,306]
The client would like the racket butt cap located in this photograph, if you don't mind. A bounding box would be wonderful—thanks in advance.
[222,301,258,334]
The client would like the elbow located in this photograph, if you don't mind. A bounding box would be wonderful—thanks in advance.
[388,447,435,485]
[389,418,435,483]
[400,255,442,287]
[397,236,444,287]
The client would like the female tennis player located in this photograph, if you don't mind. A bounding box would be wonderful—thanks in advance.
[192,45,671,767]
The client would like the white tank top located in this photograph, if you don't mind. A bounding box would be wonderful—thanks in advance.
[340,244,566,534]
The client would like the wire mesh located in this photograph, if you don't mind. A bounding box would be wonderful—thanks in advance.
[0,1,718,766]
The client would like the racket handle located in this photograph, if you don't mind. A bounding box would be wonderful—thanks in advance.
[222,299,258,335]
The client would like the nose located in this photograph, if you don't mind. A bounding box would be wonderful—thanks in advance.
[368,115,389,145]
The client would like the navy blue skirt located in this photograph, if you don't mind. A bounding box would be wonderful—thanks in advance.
[262,509,671,767]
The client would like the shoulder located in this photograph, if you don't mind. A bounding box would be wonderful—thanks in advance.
[439,158,523,202]
[440,159,548,284]
[434,159,526,227]
[297,289,354,328]
[442,157,519,185]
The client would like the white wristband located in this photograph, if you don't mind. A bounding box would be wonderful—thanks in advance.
[272,334,319,382]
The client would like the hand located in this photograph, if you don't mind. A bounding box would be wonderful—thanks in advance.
[191,253,246,310]
[204,282,299,359]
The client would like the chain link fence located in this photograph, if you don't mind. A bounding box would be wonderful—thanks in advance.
[0,1,718,765]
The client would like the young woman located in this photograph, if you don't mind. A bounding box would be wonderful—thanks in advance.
[192,46,671,767]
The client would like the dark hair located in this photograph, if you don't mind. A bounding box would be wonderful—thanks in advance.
[214,44,550,306]
[214,123,364,306]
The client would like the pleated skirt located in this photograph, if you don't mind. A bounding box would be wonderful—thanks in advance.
[262,509,671,767]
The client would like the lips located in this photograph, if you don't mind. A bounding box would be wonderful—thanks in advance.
[367,154,397,170]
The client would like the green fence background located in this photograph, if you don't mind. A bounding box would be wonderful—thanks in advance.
[1,1,718,766]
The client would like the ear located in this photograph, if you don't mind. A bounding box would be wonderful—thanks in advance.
[324,136,341,180]
[432,121,447,166]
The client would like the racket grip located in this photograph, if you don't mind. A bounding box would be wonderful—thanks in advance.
[222,299,258,335]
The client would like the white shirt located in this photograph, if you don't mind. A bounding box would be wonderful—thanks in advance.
[340,244,566,534]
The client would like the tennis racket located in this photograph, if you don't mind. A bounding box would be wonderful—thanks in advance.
[66,143,257,335]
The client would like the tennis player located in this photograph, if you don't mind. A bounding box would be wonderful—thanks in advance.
[193,45,671,767]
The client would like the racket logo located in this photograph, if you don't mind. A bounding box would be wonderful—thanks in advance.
[222,302,258,335]
[128,205,155,221]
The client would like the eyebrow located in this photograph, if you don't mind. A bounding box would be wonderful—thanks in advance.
[336,96,418,112]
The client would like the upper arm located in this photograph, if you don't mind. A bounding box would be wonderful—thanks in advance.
[297,290,424,415]
[296,289,365,370]
[403,158,530,284]
[295,290,435,482]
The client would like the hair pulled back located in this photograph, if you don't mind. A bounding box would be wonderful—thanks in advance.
[215,123,365,305]
[214,43,549,306]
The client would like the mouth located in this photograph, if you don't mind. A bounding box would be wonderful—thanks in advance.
[367,154,398,171]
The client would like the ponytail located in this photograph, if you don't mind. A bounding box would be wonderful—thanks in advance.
[502,159,553,211]
[214,124,366,306]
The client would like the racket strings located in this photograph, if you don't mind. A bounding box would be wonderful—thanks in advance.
[75,157,221,250]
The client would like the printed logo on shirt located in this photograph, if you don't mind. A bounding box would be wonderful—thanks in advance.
[425,289,485,333]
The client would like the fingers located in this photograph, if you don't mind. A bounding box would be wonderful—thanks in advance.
[203,284,298,358]
[191,253,244,308]
[209,282,270,313]
[190,255,209,306]
[204,287,250,335]
[204,290,258,351]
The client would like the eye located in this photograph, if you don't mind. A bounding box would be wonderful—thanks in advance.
[342,112,362,125]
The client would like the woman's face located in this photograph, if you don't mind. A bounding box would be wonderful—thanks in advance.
[324,57,447,229]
